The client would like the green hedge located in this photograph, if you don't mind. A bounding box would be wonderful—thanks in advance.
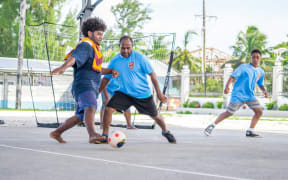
[216,101,223,109]
[265,101,277,110]
[278,104,288,111]
[202,102,215,109]
[188,101,201,108]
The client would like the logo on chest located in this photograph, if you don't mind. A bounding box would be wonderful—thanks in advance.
[128,62,134,69]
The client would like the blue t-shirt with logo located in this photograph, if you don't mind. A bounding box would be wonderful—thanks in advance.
[230,63,265,103]
[71,42,101,98]
[105,50,153,98]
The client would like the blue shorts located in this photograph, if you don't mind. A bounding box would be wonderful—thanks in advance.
[75,90,98,120]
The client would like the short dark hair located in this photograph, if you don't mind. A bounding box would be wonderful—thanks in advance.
[119,35,133,46]
[251,49,262,56]
[81,17,107,37]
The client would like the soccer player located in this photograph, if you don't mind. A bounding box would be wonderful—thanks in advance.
[49,17,118,144]
[98,35,176,143]
[100,78,136,129]
[204,49,268,137]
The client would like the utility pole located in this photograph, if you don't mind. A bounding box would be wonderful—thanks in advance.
[16,0,27,109]
[202,0,206,73]
[195,0,217,96]
[77,0,103,39]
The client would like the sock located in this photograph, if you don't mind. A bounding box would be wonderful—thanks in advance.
[102,133,108,137]
[247,128,254,132]
[162,130,169,135]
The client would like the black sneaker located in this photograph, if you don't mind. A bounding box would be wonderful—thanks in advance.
[162,131,176,144]
[204,124,215,136]
[246,130,261,138]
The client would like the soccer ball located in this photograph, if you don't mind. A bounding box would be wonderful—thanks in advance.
[109,130,126,148]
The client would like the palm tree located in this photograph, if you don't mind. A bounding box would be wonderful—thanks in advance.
[228,26,268,69]
[271,42,288,69]
[172,31,201,72]
[150,35,170,61]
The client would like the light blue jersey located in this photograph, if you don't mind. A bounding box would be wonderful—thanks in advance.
[105,50,153,98]
[230,63,265,103]
[106,78,120,96]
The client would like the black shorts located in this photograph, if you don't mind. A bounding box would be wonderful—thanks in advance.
[106,91,158,117]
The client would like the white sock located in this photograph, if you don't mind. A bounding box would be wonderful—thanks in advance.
[212,122,216,126]
[248,128,254,132]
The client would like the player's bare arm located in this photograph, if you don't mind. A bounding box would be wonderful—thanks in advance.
[224,76,235,94]
[101,68,119,77]
[50,57,75,75]
[259,86,269,98]
[103,87,110,105]
[99,77,111,93]
[149,72,167,103]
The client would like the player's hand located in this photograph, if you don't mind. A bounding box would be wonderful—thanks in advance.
[158,93,167,103]
[50,67,65,75]
[263,91,269,98]
[112,69,119,78]
[224,87,230,94]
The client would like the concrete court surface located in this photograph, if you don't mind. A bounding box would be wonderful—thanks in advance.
[0,124,288,180]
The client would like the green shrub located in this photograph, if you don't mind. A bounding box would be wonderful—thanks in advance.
[188,101,200,108]
[184,111,192,114]
[216,101,223,109]
[182,100,189,108]
[202,102,215,109]
[265,101,277,110]
[278,104,288,111]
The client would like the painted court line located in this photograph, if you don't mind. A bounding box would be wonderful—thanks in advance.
[0,144,252,180]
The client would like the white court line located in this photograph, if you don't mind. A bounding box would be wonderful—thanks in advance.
[0,144,252,180]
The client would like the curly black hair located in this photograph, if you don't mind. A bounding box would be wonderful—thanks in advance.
[81,17,107,37]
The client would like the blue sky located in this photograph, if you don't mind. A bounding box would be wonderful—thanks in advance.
[65,0,288,54]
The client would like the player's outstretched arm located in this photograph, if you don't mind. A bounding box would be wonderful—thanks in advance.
[103,87,110,105]
[259,86,269,98]
[99,77,111,93]
[224,76,235,94]
[149,72,167,103]
[50,57,75,75]
[101,68,119,77]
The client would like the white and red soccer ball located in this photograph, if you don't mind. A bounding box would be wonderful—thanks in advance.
[109,130,126,148]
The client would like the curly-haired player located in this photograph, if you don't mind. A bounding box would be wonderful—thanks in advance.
[49,17,118,144]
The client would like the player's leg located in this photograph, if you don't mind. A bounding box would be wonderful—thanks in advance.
[102,106,115,136]
[83,106,99,141]
[101,91,132,143]
[150,114,176,144]
[246,100,262,137]
[50,115,82,143]
[204,102,242,136]
[100,92,107,129]
[133,96,176,143]
[124,108,136,129]
[75,91,106,143]
[100,109,104,129]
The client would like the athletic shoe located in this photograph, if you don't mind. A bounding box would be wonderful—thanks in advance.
[162,131,176,144]
[204,124,215,136]
[246,130,261,138]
